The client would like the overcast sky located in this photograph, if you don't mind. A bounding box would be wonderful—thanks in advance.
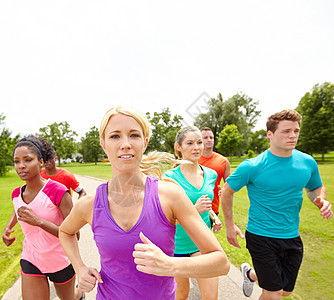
[1,1,333,139]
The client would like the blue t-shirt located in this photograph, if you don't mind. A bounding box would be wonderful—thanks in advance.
[226,149,322,239]
[164,165,217,254]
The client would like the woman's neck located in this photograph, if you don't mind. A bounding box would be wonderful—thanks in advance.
[25,176,46,193]
[180,160,199,171]
[108,171,146,207]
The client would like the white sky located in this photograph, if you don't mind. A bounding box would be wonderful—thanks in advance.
[1,1,333,139]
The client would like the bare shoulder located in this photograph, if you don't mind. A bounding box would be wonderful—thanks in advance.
[158,179,185,201]
[72,194,95,224]
[157,180,189,224]
[158,179,192,210]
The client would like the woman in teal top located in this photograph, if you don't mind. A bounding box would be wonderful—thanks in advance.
[164,126,222,300]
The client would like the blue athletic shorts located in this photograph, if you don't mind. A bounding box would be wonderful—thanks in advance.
[20,259,75,284]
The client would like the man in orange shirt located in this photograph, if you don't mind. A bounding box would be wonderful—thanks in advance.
[39,138,87,199]
[199,127,230,215]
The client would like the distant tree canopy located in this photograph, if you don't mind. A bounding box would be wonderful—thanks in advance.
[80,126,104,164]
[38,121,78,166]
[216,124,243,162]
[146,107,183,153]
[194,92,261,154]
[249,129,270,154]
[2,83,333,172]
[0,113,19,176]
[297,82,334,161]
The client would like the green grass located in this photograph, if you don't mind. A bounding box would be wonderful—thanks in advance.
[61,162,112,180]
[0,152,333,299]
[0,169,25,298]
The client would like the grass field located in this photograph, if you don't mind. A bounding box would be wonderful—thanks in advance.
[0,170,25,298]
[0,152,333,299]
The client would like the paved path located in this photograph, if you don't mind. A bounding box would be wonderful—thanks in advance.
[2,175,262,300]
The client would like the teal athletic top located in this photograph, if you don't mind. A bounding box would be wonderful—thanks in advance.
[226,149,322,239]
[164,165,217,254]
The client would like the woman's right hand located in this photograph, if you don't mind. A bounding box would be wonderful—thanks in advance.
[194,195,212,214]
[2,228,16,246]
[77,265,103,292]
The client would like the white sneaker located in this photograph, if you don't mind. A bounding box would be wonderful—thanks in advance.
[241,263,254,297]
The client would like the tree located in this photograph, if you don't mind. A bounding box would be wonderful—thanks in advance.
[0,114,19,176]
[146,108,183,153]
[216,124,243,162]
[296,82,334,161]
[194,92,261,154]
[249,129,270,154]
[38,121,78,165]
[80,126,104,164]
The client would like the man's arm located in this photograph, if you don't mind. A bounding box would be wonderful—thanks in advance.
[223,159,231,181]
[220,182,245,248]
[305,185,333,219]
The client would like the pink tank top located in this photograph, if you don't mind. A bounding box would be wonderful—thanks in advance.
[92,176,176,299]
[12,179,70,273]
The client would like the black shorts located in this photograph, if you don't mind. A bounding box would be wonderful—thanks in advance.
[174,251,199,257]
[245,231,303,292]
[20,259,75,284]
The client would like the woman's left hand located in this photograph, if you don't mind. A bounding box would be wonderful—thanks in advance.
[133,232,173,276]
[17,206,41,226]
[212,216,222,234]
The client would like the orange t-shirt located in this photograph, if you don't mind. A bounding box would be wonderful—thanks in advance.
[199,152,228,213]
[41,168,80,195]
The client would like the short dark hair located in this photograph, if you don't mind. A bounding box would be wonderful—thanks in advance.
[200,127,212,132]
[266,109,302,133]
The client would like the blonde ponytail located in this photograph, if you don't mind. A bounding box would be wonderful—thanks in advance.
[140,151,178,180]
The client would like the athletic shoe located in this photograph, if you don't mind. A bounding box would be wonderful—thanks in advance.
[241,262,254,297]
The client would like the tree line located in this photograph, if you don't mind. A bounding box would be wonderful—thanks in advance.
[1,82,333,176]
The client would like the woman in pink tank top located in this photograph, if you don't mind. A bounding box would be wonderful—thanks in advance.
[59,106,230,299]
[2,135,84,300]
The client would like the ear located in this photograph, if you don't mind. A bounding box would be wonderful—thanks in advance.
[267,130,272,140]
[100,138,106,152]
[176,143,182,153]
[143,137,149,153]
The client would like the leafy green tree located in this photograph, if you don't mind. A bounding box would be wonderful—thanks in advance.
[194,92,261,154]
[38,121,78,165]
[80,126,104,164]
[296,82,334,161]
[249,129,270,154]
[247,149,255,159]
[146,108,183,153]
[0,114,19,176]
[216,124,243,162]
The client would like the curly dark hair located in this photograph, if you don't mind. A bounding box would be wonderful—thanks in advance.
[36,137,56,162]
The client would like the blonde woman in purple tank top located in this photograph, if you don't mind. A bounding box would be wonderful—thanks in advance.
[59,106,230,299]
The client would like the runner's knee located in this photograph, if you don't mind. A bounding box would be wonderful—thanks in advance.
[261,288,284,300]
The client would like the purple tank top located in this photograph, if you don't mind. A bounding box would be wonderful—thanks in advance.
[92,176,176,299]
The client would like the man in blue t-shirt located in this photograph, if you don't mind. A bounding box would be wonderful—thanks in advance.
[221,109,333,299]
